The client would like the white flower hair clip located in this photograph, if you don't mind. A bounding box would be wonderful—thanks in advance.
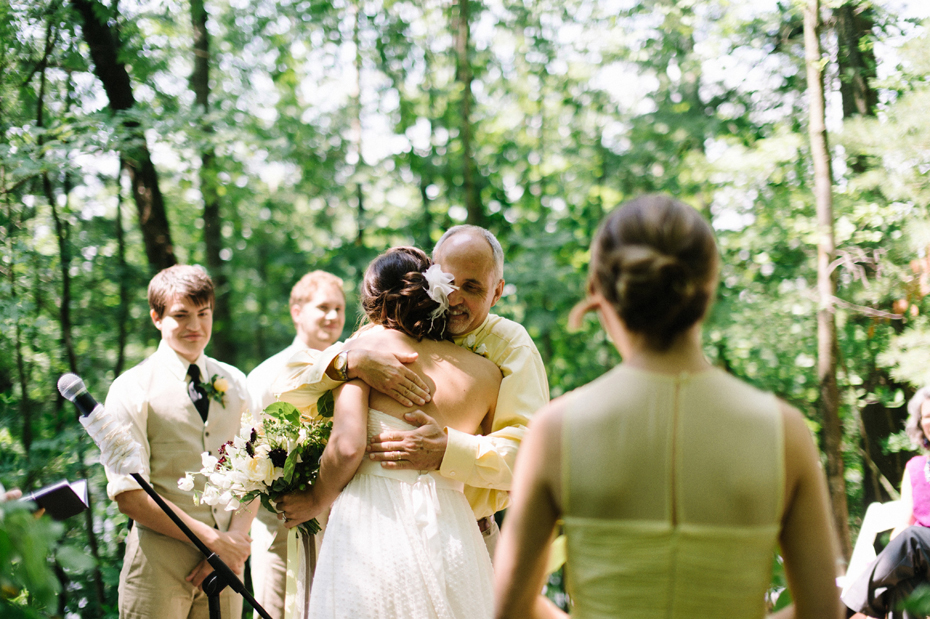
[423,264,458,319]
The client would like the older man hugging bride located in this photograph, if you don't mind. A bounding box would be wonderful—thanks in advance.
[276,232,548,619]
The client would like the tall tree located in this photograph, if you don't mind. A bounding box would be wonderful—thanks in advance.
[835,1,878,120]
[805,0,852,559]
[2,168,33,454]
[351,0,365,246]
[70,0,175,274]
[114,161,130,377]
[834,0,905,508]
[454,0,481,224]
[35,18,78,374]
[190,0,233,362]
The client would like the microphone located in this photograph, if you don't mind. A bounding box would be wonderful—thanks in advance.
[58,373,103,418]
[58,373,143,476]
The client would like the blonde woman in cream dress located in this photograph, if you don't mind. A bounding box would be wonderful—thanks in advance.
[494,195,842,619]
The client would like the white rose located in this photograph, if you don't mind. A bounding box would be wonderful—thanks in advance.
[201,452,219,471]
[475,343,488,356]
[247,454,275,484]
[464,334,477,348]
[177,474,195,492]
[201,485,221,506]
[217,490,234,508]
[229,470,251,488]
[210,471,232,490]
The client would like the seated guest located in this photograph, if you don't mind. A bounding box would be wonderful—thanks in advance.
[842,386,930,618]
[493,194,841,619]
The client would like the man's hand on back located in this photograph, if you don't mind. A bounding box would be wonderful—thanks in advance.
[367,411,447,471]
[350,350,432,407]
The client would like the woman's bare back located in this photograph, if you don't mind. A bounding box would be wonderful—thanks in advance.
[344,328,501,435]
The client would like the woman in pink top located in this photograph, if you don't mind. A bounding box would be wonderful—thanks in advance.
[842,387,930,617]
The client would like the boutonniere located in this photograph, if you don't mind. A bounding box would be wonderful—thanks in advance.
[460,334,489,358]
[200,374,229,408]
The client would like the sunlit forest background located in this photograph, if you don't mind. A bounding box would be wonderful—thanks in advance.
[3,0,930,615]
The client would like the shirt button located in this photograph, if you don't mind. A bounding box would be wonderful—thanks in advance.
[449,472,456,477]
[205,432,210,437]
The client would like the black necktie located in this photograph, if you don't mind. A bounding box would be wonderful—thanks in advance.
[187,364,210,422]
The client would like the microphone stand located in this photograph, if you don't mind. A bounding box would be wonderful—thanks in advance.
[129,472,272,619]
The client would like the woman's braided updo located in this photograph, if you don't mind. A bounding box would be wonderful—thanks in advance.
[588,194,718,351]
[361,247,450,341]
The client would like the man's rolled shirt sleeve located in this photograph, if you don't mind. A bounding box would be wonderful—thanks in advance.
[273,343,344,416]
[443,315,550,519]
[104,373,151,500]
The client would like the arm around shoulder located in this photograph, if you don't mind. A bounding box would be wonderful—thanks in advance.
[774,401,843,619]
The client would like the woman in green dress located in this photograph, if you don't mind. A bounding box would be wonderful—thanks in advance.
[494,194,841,619]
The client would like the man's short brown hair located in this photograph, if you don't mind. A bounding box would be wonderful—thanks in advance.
[148,265,215,318]
[289,271,345,308]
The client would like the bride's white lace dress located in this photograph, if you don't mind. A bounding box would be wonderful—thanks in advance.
[306,409,494,619]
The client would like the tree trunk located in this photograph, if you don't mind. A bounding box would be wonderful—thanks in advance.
[70,0,175,274]
[417,41,436,249]
[351,1,365,246]
[836,2,894,511]
[254,239,268,362]
[836,1,877,175]
[114,160,129,377]
[454,0,481,225]
[36,19,79,375]
[2,167,32,453]
[805,0,852,561]
[835,2,877,119]
[190,0,233,362]
[37,28,109,613]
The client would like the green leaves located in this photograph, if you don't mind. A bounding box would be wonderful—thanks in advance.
[0,502,64,616]
[282,448,299,485]
[264,401,301,427]
[901,583,930,616]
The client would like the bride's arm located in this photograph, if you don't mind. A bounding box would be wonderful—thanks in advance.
[278,380,370,527]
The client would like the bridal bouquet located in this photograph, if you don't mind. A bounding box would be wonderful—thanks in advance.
[179,401,332,536]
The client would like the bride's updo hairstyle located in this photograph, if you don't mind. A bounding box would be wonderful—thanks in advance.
[361,247,450,341]
[586,194,718,351]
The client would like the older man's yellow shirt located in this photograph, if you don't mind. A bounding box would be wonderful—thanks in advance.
[273,314,550,519]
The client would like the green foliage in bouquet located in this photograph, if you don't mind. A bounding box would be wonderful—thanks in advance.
[256,402,332,535]
[181,402,332,537]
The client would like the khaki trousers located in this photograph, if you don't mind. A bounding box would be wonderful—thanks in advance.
[251,511,288,619]
[119,526,243,619]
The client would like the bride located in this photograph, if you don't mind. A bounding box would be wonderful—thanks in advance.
[277,246,501,619]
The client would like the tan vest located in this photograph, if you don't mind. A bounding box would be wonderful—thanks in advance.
[146,358,244,530]
[105,344,248,531]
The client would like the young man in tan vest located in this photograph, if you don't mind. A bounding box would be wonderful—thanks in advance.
[103,265,255,619]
